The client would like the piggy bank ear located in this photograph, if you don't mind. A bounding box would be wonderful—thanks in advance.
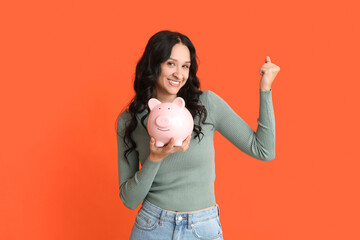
[173,97,185,109]
[148,98,161,110]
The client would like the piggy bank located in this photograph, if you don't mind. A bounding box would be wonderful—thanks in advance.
[147,97,194,147]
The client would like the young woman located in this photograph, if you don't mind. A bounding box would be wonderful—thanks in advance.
[116,30,280,240]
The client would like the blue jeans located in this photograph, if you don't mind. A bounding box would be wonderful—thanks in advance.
[129,199,223,240]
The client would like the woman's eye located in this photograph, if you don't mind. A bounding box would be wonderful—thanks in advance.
[167,62,175,66]
[183,65,189,69]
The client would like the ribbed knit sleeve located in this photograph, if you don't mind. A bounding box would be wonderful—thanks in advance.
[205,89,276,161]
[117,112,162,210]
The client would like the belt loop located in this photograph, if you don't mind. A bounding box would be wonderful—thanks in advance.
[217,204,220,218]
[158,210,166,226]
[187,213,192,230]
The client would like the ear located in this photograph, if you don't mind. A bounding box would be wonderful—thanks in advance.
[148,98,161,110]
[173,97,185,109]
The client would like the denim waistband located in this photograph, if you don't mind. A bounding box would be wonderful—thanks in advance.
[139,199,220,229]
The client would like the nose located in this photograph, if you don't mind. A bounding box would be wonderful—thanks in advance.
[155,115,170,128]
[173,69,184,80]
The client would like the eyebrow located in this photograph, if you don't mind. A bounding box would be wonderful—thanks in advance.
[169,58,191,64]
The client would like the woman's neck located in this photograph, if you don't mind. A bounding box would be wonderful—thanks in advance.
[152,90,177,103]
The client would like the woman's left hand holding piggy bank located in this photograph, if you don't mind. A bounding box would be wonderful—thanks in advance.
[149,135,191,162]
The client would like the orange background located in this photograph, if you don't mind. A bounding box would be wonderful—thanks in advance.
[1,0,359,239]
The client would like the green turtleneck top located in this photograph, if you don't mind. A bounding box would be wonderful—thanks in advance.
[117,89,275,211]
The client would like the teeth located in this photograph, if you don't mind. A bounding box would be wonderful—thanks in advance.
[169,80,180,85]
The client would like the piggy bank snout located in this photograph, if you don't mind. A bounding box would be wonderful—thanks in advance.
[155,115,170,128]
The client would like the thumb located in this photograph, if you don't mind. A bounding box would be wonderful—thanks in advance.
[265,56,271,63]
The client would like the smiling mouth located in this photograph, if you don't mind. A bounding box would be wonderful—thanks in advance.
[157,128,170,131]
[168,79,181,87]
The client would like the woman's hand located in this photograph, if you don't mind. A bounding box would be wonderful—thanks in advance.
[259,56,280,91]
[148,136,191,162]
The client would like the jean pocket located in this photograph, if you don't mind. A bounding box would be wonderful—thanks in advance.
[191,216,223,240]
[134,209,159,231]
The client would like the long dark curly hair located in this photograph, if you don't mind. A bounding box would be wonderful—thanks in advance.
[116,30,211,163]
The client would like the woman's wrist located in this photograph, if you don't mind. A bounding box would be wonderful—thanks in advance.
[260,82,271,91]
[260,87,271,92]
[149,153,163,163]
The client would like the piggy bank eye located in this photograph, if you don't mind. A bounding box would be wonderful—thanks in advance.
[167,108,170,110]
[158,107,161,110]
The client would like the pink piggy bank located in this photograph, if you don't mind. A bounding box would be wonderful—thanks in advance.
[147,97,194,147]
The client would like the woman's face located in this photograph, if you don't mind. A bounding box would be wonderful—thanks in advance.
[155,43,191,102]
